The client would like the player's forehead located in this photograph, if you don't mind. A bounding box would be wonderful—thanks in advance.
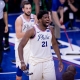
[24,4,31,8]
[42,14,49,18]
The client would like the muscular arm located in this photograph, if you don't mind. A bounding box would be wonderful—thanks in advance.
[15,17,25,39]
[50,27,62,62]
[18,28,35,62]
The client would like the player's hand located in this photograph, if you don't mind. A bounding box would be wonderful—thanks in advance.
[21,62,27,71]
[60,25,65,29]
[4,26,8,33]
[59,61,64,72]
[60,17,63,24]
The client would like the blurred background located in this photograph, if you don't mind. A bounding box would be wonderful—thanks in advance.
[7,0,80,29]
[8,0,80,19]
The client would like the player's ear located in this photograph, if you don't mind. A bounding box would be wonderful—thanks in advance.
[38,19,41,23]
[22,8,24,12]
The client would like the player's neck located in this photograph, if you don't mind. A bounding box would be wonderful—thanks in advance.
[38,23,47,31]
[23,14,31,21]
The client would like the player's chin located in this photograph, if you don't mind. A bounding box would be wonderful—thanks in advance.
[27,13,31,16]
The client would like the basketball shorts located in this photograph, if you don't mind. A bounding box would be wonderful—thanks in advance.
[29,60,56,80]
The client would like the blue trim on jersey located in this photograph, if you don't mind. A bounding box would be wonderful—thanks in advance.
[46,29,50,32]
[31,19,35,22]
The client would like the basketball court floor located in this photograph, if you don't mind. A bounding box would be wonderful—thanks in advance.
[0,13,80,80]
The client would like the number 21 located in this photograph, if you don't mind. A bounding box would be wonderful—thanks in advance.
[42,41,47,47]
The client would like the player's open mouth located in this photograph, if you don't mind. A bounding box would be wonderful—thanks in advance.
[46,21,49,23]
[46,22,49,25]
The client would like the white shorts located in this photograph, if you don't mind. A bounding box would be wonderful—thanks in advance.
[15,48,31,68]
[29,60,56,80]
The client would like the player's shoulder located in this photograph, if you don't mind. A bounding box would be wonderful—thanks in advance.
[15,14,23,22]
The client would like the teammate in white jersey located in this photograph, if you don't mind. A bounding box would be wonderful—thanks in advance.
[18,10,63,80]
[15,1,37,80]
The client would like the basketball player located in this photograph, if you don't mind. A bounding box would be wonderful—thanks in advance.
[15,1,37,80]
[18,10,63,80]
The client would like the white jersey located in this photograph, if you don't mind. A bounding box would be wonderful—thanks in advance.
[15,14,35,67]
[15,14,35,50]
[29,24,53,65]
[21,14,35,33]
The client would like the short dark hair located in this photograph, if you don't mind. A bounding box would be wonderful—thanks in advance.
[21,0,31,8]
[62,71,74,80]
[66,65,76,75]
[37,10,48,20]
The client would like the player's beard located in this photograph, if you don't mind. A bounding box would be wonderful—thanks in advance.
[25,12,31,16]
[43,23,48,28]
[42,22,49,28]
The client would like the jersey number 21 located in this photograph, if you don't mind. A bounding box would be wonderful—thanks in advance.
[42,41,47,47]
